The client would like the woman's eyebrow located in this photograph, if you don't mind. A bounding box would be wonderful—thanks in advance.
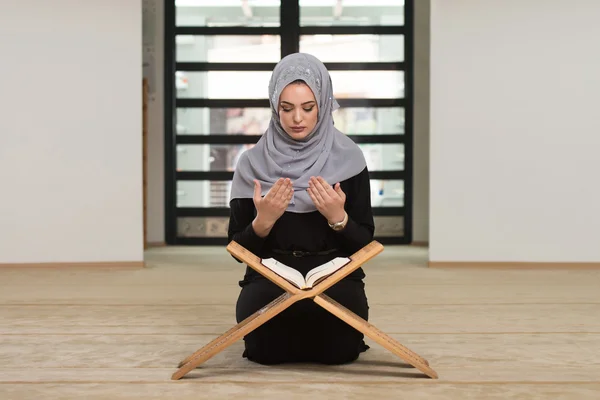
[280,100,316,106]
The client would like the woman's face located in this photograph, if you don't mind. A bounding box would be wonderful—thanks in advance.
[278,82,318,140]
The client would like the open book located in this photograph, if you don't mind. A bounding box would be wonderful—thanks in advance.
[261,257,351,289]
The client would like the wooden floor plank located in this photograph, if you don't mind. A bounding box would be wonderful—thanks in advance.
[1,284,599,305]
[2,304,600,334]
[1,333,599,376]
[1,382,599,400]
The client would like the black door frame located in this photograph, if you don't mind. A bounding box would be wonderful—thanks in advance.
[164,0,414,245]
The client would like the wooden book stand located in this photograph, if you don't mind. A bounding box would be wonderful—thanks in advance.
[172,240,438,380]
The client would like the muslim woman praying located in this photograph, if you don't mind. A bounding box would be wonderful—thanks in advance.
[227,53,375,365]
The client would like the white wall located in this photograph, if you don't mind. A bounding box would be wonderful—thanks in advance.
[430,0,600,262]
[0,0,143,263]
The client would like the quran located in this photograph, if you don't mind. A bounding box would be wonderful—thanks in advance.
[260,257,351,289]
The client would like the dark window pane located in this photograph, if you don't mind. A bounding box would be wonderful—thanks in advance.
[177,144,256,172]
[300,34,404,62]
[330,71,404,98]
[374,216,404,237]
[177,181,232,208]
[176,108,272,135]
[178,217,230,238]
[177,143,403,172]
[176,35,281,62]
[176,71,271,99]
[370,179,404,207]
[176,179,403,208]
[300,1,404,26]
[176,1,280,27]
[333,107,404,134]
[176,107,403,135]
[176,70,403,99]
[360,144,404,171]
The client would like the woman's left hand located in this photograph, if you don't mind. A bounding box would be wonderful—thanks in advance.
[307,176,347,224]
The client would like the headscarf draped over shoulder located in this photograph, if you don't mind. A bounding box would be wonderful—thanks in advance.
[230,53,366,213]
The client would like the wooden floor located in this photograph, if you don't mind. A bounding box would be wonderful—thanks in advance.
[1,245,599,399]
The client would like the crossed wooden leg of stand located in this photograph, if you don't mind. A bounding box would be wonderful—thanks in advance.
[172,241,438,380]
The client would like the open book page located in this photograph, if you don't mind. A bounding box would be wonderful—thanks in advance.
[260,258,306,288]
[261,256,351,289]
[305,257,351,287]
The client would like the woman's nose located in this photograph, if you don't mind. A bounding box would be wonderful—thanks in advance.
[293,110,302,123]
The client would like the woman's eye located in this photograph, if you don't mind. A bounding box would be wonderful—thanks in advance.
[281,106,314,113]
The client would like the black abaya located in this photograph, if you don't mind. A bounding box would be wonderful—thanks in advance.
[228,166,374,365]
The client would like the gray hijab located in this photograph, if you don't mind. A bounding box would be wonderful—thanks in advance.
[230,53,366,213]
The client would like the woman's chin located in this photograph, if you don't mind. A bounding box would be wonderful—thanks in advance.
[285,128,311,141]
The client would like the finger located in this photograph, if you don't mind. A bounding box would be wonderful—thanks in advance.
[273,178,289,198]
[253,180,262,202]
[311,176,330,200]
[317,176,333,193]
[307,187,321,207]
[265,178,283,199]
[334,182,345,198]
[281,182,293,200]
[309,178,326,203]
[278,178,292,199]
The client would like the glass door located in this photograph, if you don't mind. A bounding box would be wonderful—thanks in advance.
[165,0,413,245]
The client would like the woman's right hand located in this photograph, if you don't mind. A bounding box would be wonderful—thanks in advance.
[252,178,293,237]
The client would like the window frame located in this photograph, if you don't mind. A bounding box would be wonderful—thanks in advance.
[164,0,414,245]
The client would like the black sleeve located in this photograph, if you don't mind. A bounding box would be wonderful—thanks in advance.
[227,198,266,262]
[336,167,375,253]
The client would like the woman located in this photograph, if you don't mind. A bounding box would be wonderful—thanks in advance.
[228,53,374,365]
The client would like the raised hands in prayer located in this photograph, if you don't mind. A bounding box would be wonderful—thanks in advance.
[307,176,347,224]
[252,178,293,237]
